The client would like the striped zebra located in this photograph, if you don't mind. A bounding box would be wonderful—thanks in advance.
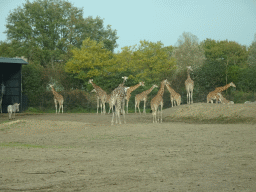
[7,103,20,120]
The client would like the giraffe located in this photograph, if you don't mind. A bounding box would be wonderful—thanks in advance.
[111,84,129,125]
[185,66,194,104]
[91,89,113,113]
[165,83,181,107]
[109,76,128,115]
[125,81,145,113]
[217,93,234,104]
[88,79,107,114]
[207,82,236,104]
[135,84,158,114]
[207,91,220,104]
[49,84,64,114]
[91,89,102,114]
[150,79,169,123]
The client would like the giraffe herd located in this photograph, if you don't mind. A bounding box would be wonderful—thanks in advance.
[48,66,236,124]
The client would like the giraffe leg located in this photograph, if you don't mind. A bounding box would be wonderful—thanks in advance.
[123,101,126,124]
[100,100,102,114]
[135,100,137,114]
[111,106,115,125]
[191,91,193,104]
[126,100,128,114]
[103,101,106,115]
[160,102,163,123]
[61,101,63,113]
[152,108,156,123]
[108,103,112,114]
[143,100,146,114]
[126,100,129,114]
[54,99,57,114]
[97,97,99,114]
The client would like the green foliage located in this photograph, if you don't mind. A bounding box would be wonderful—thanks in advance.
[231,90,255,103]
[22,63,45,107]
[111,41,176,84]
[65,38,113,80]
[248,34,256,67]
[5,0,118,66]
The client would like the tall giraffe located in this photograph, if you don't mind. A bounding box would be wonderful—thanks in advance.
[49,84,64,114]
[88,79,107,114]
[185,66,194,104]
[109,76,128,114]
[135,84,158,114]
[125,81,145,113]
[207,82,236,104]
[111,82,129,125]
[166,83,181,107]
[150,79,168,123]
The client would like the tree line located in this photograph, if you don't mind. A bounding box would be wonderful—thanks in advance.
[0,0,256,111]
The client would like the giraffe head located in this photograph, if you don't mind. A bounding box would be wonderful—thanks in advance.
[162,79,169,86]
[153,84,158,88]
[49,84,54,89]
[122,76,128,82]
[124,87,130,93]
[230,82,236,88]
[91,89,97,93]
[88,79,93,84]
[140,81,145,86]
[187,66,193,71]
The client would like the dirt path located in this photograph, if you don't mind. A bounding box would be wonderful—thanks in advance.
[0,105,256,191]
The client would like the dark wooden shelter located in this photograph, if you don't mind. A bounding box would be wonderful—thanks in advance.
[0,57,28,113]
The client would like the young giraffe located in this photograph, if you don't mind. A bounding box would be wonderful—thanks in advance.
[49,84,64,114]
[135,84,158,114]
[91,89,113,113]
[150,79,168,123]
[217,93,234,104]
[185,66,194,104]
[88,79,107,114]
[111,79,129,125]
[207,82,236,104]
[125,81,145,114]
[166,83,181,107]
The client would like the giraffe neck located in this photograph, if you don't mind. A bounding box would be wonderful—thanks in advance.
[144,85,156,95]
[157,82,165,97]
[216,83,231,92]
[51,87,60,98]
[127,83,142,94]
[187,70,191,79]
[166,84,174,94]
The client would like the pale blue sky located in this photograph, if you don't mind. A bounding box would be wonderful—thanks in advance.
[0,0,256,53]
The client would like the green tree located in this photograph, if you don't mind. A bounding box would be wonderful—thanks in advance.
[5,0,118,66]
[127,40,176,84]
[202,39,248,87]
[248,33,256,67]
[22,62,45,107]
[65,38,113,81]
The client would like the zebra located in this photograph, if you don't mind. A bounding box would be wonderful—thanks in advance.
[7,103,20,120]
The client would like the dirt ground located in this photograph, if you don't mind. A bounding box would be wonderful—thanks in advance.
[0,103,256,191]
